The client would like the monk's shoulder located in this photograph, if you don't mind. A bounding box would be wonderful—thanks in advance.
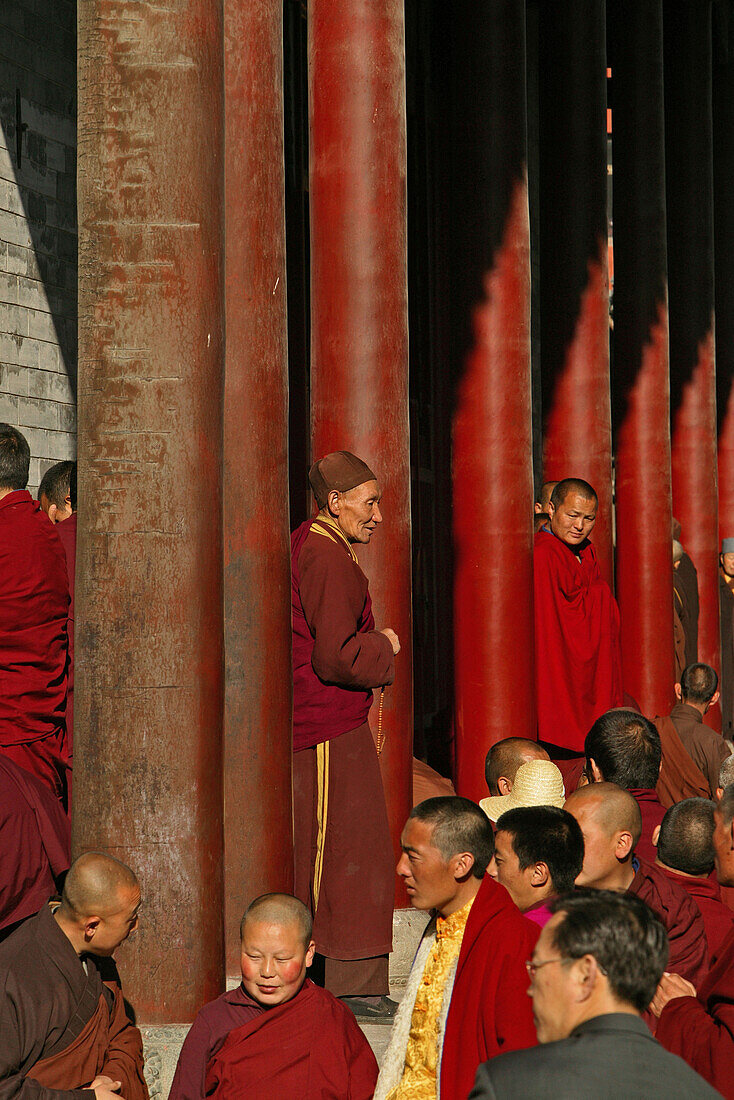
[306,983,366,1037]
[298,529,364,586]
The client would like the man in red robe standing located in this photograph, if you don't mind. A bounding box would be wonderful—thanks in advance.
[0,426,69,806]
[291,451,399,1017]
[653,783,734,1097]
[534,478,623,757]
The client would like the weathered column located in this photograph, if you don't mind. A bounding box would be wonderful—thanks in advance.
[309,0,412,899]
[714,45,734,545]
[450,1,535,800]
[665,1,721,703]
[74,4,224,1022]
[609,0,675,715]
[222,0,293,978]
[539,0,614,584]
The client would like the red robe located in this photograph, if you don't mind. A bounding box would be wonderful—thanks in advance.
[440,876,539,1100]
[657,925,734,1098]
[630,859,709,985]
[534,529,623,751]
[204,979,377,1099]
[0,758,70,935]
[659,867,734,959]
[630,788,667,865]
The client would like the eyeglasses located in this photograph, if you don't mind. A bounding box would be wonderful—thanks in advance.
[525,957,567,978]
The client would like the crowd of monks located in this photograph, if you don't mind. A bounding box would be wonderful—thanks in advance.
[2,428,734,1099]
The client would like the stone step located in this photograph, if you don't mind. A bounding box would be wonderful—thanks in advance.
[141,908,428,1098]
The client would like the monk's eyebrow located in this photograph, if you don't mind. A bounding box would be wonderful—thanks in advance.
[401,844,419,855]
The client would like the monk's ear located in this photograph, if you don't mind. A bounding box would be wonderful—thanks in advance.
[305,941,316,968]
[674,682,683,702]
[530,861,549,888]
[652,825,661,847]
[716,787,724,802]
[453,851,475,880]
[497,776,512,796]
[326,489,341,516]
[83,915,101,942]
[572,955,600,1002]
[615,830,634,860]
[547,501,555,520]
[588,758,603,783]
[710,691,720,709]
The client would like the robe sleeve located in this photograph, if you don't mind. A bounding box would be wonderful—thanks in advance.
[168,1012,215,1100]
[0,982,90,1100]
[298,540,394,689]
[341,1007,379,1100]
[656,994,734,1096]
[490,950,538,1055]
[99,981,148,1100]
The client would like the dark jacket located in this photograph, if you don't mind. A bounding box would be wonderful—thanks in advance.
[469,1013,719,1099]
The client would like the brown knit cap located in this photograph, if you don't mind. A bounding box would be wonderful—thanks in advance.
[308,451,377,509]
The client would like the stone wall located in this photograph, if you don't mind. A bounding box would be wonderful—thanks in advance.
[0,0,77,493]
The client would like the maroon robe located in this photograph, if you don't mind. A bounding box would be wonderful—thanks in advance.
[170,985,262,1100]
[630,788,667,864]
[629,859,708,985]
[668,703,730,797]
[659,866,734,959]
[657,925,734,1098]
[204,979,378,1099]
[0,491,69,801]
[0,758,70,936]
[534,529,623,751]
[655,716,711,808]
[56,513,76,758]
[0,905,148,1100]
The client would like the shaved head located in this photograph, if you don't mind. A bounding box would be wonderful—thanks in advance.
[720,784,734,828]
[565,783,642,846]
[485,738,550,795]
[719,755,734,793]
[61,852,138,919]
[240,893,313,946]
[550,478,597,509]
[657,799,716,877]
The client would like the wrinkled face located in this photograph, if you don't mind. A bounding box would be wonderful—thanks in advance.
[89,886,141,956]
[397,817,463,915]
[240,920,315,1007]
[334,480,382,544]
[488,830,540,912]
[722,553,734,579]
[713,809,734,888]
[566,800,618,887]
[528,914,576,1042]
[548,492,597,548]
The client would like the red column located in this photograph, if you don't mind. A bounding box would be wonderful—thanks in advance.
[538,0,614,585]
[714,46,734,545]
[449,2,535,800]
[74,2,224,1021]
[665,2,721,714]
[309,0,412,902]
[609,0,675,715]
[222,0,293,977]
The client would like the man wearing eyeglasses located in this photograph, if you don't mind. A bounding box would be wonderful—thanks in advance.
[469,891,717,1099]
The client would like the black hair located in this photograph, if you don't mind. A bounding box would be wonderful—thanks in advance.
[585,709,661,789]
[38,460,76,510]
[550,478,598,509]
[549,889,669,1011]
[657,798,716,877]
[0,424,30,491]
[409,797,494,879]
[680,664,718,705]
[495,806,584,893]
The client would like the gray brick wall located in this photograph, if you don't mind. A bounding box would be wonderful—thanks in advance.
[0,0,76,494]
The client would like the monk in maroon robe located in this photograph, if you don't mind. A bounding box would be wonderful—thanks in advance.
[566,784,708,986]
[534,478,622,754]
[186,894,377,1100]
[653,785,734,1097]
[0,757,70,938]
[291,452,398,1011]
[0,852,147,1100]
[585,709,667,863]
[0,427,69,806]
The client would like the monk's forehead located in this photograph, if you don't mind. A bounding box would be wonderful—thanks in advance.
[241,916,306,943]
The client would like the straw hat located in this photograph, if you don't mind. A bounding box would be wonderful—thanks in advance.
[479,759,566,823]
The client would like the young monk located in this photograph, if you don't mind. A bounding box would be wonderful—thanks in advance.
[170,893,378,1099]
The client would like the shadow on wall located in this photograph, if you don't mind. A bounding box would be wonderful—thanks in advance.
[0,0,77,490]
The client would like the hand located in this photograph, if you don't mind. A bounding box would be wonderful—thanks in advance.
[381,628,400,655]
[90,1078,123,1099]
[650,972,697,1017]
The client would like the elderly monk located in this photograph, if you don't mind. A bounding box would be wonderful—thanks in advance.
[171,894,377,1100]
[0,757,70,940]
[0,426,70,806]
[291,451,399,1016]
[585,709,666,862]
[656,665,730,801]
[565,784,708,986]
[654,784,734,1097]
[489,805,584,927]
[0,852,147,1099]
[470,890,718,1100]
[534,478,623,756]
[375,797,538,1100]
[719,540,734,739]
[484,737,550,797]
[653,798,734,958]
